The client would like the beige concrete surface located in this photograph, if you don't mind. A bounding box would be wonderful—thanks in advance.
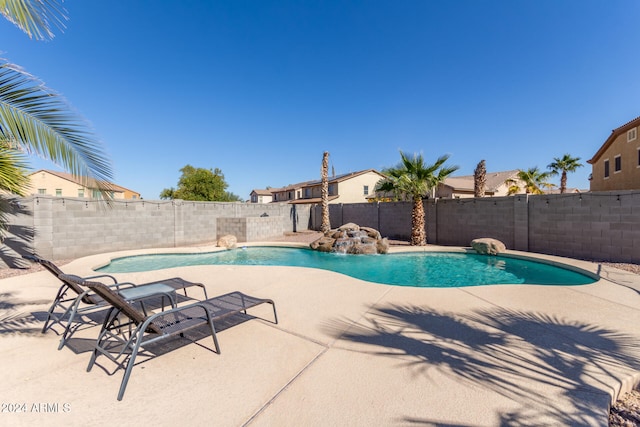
[1,243,639,426]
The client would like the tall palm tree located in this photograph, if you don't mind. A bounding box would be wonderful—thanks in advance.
[376,151,458,246]
[320,151,330,234]
[548,154,583,194]
[506,167,554,195]
[473,159,486,198]
[0,0,113,227]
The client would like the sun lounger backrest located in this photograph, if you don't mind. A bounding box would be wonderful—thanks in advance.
[23,255,99,303]
[59,275,161,334]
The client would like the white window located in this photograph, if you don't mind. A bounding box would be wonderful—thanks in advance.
[614,155,622,173]
[55,189,62,197]
[38,188,46,195]
[628,128,637,142]
[363,185,369,195]
[78,189,84,198]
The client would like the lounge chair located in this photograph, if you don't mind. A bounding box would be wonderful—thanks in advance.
[59,274,278,401]
[23,254,208,349]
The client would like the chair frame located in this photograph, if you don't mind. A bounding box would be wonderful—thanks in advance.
[59,275,277,401]
[23,254,208,349]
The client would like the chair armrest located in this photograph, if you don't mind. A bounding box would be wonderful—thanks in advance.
[138,302,211,333]
[83,274,118,284]
[108,281,137,290]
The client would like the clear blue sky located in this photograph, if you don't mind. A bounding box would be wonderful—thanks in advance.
[3,1,639,199]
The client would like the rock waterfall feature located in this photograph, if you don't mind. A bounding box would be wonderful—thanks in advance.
[310,223,389,254]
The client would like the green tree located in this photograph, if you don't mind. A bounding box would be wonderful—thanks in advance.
[376,151,458,246]
[160,165,241,202]
[0,0,113,223]
[547,154,583,194]
[506,167,554,195]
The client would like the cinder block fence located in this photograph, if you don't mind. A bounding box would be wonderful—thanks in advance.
[311,190,640,264]
[1,197,310,267]
[2,190,638,268]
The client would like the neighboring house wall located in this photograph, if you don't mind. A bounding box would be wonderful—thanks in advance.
[333,171,383,203]
[272,186,302,202]
[29,171,88,198]
[302,170,383,203]
[250,191,273,203]
[589,117,640,191]
[27,170,141,200]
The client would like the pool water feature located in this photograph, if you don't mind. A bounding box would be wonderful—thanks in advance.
[96,247,596,288]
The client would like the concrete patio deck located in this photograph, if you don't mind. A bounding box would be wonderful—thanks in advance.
[1,243,639,426]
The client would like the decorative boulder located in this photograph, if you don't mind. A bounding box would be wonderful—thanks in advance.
[311,224,388,255]
[471,238,506,255]
[309,236,335,253]
[217,234,238,249]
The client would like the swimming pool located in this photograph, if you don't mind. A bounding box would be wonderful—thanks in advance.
[96,247,596,288]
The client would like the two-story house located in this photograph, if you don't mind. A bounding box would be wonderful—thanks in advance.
[252,169,387,204]
[588,116,640,191]
[27,170,141,199]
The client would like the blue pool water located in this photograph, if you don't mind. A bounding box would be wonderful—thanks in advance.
[96,247,596,288]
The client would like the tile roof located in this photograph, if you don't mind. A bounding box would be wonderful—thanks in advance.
[442,170,521,192]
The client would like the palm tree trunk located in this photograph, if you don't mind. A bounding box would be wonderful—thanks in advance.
[321,152,331,235]
[411,196,426,246]
[560,171,567,194]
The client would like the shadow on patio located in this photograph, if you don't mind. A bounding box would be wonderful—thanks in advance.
[323,304,640,426]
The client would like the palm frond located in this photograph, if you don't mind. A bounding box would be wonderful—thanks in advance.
[0,143,29,195]
[0,59,113,194]
[0,0,67,40]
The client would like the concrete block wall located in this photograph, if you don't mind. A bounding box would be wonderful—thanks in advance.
[217,216,285,242]
[309,191,640,263]
[380,202,413,240]
[528,191,640,263]
[2,196,311,264]
[433,197,516,247]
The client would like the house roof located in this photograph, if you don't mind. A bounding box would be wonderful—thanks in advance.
[588,116,640,164]
[441,170,521,192]
[301,169,386,187]
[250,189,273,196]
[288,195,340,204]
[270,169,386,193]
[28,169,139,195]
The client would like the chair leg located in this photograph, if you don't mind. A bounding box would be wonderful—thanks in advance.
[117,332,145,401]
[87,308,116,372]
[271,302,278,324]
[58,297,84,350]
[41,286,68,333]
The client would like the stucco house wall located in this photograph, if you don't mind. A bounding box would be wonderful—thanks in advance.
[588,116,640,191]
[27,170,140,200]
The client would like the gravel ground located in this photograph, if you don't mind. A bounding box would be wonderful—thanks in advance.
[6,232,640,424]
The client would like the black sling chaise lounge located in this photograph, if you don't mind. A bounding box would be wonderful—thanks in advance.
[23,254,208,349]
[59,274,278,401]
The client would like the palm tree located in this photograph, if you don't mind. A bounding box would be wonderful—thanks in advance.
[506,167,554,195]
[320,151,330,234]
[1,1,113,228]
[548,154,583,194]
[376,151,458,246]
[473,160,486,198]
